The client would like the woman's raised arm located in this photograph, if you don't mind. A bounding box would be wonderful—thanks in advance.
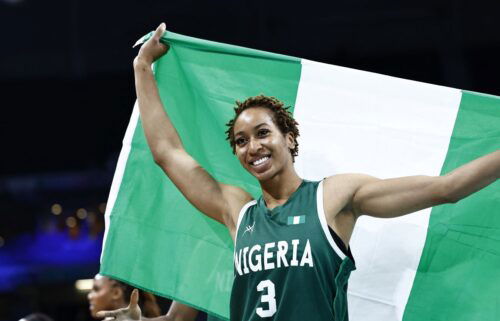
[133,23,252,234]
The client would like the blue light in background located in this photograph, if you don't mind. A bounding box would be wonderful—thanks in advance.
[0,225,103,291]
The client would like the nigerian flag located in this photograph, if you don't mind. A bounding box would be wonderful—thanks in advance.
[100,30,500,321]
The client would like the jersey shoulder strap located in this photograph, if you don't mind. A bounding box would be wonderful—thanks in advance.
[235,199,257,243]
[316,180,348,260]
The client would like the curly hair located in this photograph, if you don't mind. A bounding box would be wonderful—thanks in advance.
[225,95,299,161]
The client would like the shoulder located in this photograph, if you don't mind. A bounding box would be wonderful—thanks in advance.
[322,174,378,214]
[322,174,380,244]
[323,174,364,195]
[324,174,379,193]
[220,184,253,204]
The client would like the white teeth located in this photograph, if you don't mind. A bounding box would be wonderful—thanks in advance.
[252,156,269,166]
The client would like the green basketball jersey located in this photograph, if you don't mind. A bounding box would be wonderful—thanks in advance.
[230,180,356,321]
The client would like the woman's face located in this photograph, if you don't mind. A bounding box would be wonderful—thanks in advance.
[87,275,123,319]
[233,107,295,181]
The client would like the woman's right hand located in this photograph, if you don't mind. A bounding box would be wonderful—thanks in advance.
[134,23,169,67]
[96,289,142,321]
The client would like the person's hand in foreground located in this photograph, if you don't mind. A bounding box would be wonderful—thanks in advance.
[96,289,142,321]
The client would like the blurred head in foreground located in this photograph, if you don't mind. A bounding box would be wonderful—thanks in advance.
[87,274,161,319]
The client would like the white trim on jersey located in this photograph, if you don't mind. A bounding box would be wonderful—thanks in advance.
[235,199,258,244]
[316,181,347,260]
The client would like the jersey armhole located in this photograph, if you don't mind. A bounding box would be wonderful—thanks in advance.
[234,199,257,244]
[317,180,347,260]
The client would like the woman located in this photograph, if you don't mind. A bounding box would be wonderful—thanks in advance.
[99,23,499,321]
[88,274,161,319]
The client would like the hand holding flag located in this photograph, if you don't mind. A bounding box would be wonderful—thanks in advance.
[134,23,169,67]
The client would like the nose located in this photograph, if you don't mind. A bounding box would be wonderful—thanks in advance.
[87,291,93,301]
[248,137,262,154]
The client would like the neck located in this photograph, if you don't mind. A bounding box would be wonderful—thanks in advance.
[259,166,302,209]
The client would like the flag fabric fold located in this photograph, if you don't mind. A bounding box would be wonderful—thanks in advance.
[101,30,500,321]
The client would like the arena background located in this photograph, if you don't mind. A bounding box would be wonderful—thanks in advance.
[1,0,499,320]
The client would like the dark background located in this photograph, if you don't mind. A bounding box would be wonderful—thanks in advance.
[1,0,499,320]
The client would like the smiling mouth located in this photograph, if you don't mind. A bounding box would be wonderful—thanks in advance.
[250,156,270,166]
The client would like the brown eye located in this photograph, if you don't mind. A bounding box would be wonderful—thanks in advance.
[235,137,247,146]
[257,129,270,137]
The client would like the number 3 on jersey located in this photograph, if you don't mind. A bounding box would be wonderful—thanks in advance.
[256,280,277,318]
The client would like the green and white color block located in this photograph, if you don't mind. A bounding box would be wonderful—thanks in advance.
[287,215,306,225]
[100,31,500,321]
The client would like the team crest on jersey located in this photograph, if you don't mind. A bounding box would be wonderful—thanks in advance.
[287,215,306,225]
[242,221,256,236]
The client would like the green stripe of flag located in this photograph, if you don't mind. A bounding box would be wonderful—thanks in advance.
[403,91,500,321]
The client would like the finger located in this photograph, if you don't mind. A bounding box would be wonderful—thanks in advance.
[129,288,139,307]
[152,22,166,41]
